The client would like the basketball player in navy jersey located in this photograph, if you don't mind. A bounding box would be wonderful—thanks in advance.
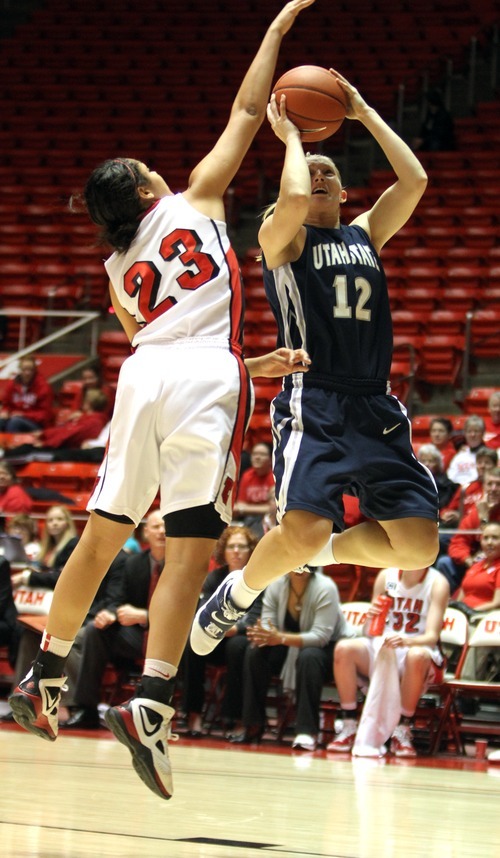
[9,0,315,801]
[192,71,440,657]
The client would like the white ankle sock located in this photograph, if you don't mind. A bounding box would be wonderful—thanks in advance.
[229,569,263,609]
[143,659,178,681]
[308,535,339,566]
[41,630,73,658]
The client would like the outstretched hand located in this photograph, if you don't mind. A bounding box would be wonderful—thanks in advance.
[245,347,311,379]
[272,0,317,37]
[328,69,369,120]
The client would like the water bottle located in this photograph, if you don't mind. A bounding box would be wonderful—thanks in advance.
[368,594,393,636]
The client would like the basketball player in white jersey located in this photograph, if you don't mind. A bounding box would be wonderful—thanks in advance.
[329,566,449,756]
[9,0,315,800]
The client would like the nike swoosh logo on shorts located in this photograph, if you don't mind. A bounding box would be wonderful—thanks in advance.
[383,423,401,435]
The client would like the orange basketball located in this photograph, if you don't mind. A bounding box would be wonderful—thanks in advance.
[272,65,347,142]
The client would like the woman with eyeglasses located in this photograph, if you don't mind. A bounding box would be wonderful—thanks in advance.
[181,525,260,737]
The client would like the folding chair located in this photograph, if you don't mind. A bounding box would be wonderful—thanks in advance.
[432,610,500,754]
[341,601,371,636]
[415,606,469,755]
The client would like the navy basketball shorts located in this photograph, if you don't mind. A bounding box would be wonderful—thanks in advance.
[271,385,438,531]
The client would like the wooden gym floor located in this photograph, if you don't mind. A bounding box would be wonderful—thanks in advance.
[1,723,499,858]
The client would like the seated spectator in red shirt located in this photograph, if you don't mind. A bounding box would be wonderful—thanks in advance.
[452,522,500,615]
[440,446,498,529]
[484,390,500,450]
[233,442,274,536]
[429,417,457,471]
[0,462,33,516]
[64,363,115,421]
[436,468,500,593]
[0,355,54,433]
[4,390,108,463]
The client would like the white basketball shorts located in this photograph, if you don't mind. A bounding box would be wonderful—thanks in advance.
[87,340,251,526]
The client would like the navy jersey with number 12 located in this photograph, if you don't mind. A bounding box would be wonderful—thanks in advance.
[262,224,393,388]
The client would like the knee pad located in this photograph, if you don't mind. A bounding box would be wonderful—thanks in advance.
[163,503,226,539]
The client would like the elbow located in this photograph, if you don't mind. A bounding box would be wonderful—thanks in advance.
[233,99,267,128]
[414,168,428,195]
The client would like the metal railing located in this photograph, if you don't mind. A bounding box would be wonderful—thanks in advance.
[0,308,101,382]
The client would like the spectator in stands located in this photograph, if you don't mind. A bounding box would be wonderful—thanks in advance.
[412,88,455,152]
[10,547,128,726]
[451,522,500,617]
[417,442,458,559]
[484,390,500,449]
[417,443,457,512]
[229,567,353,751]
[182,525,260,737]
[0,355,54,433]
[328,564,449,757]
[61,510,166,729]
[428,417,456,471]
[440,446,497,530]
[0,555,20,670]
[47,420,111,464]
[233,442,274,536]
[436,468,500,593]
[4,389,109,463]
[0,462,33,516]
[447,415,486,487]
[3,506,78,723]
[6,513,40,561]
[450,521,500,685]
[64,363,115,421]
[262,485,278,535]
[11,505,78,582]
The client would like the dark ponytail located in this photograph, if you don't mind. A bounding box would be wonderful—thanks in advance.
[82,159,148,253]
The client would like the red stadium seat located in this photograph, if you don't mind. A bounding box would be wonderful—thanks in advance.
[400,287,439,314]
[391,310,426,339]
[418,335,465,387]
[17,461,99,495]
[440,288,477,313]
[410,414,435,442]
[462,387,498,415]
[427,310,467,337]
[470,310,500,358]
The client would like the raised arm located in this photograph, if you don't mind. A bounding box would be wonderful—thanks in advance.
[185,0,315,215]
[332,70,428,253]
[258,93,311,269]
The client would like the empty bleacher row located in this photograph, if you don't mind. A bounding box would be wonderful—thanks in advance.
[0,0,497,300]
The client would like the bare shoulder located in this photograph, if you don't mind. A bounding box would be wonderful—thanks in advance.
[432,570,451,600]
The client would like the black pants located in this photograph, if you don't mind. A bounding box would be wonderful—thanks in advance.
[242,641,334,735]
[74,622,143,708]
[183,633,250,722]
